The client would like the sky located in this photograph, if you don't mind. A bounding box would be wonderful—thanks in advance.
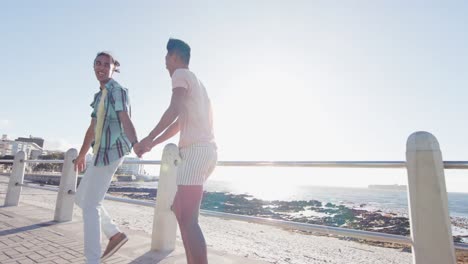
[1,1,468,191]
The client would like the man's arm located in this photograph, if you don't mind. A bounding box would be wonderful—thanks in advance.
[118,111,138,146]
[75,119,95,172]
[145,87,186,141]
[151,119,180,148]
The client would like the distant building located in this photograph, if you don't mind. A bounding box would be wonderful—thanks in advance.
[0,135,44,158]
[11,141,43,159]
[117,157,144,176]
[0,135,13,156]
[30,149,43,160]
[15,135,44,148]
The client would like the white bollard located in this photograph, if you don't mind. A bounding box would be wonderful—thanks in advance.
[4,151,26,206]
[151,144,180,251]
[54,148,78,222]
[406,131,456,264]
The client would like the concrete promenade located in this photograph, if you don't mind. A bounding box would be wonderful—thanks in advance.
[0,180,267,263]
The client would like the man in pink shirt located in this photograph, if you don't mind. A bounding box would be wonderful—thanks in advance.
[135,38,217,264]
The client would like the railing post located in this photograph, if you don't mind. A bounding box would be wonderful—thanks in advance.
[406,131,456,264]
[4,151,26,206]
[151,144,180,251]
[54,148,78,222]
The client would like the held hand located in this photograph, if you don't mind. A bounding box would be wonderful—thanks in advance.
[134,140,152,158]
[133,142,143,157]
[74,154,86,172]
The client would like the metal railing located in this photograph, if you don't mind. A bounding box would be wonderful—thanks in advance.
[3,159,468,169]
[1,131,466,263]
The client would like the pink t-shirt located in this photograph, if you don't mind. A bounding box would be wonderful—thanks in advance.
[172,69,215,148]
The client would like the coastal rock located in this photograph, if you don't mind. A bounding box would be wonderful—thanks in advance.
[106,186,464,250]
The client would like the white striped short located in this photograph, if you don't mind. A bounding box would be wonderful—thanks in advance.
[177,143,217,186]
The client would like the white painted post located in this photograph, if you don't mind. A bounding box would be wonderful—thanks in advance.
[4,151,26,206]
[406,131,456,264]
[151,144,180,251]
[54,148,78,222]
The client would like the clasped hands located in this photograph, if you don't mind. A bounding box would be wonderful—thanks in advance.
[133,137,154,158]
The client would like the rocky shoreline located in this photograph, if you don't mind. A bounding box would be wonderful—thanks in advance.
[107,185,468,249]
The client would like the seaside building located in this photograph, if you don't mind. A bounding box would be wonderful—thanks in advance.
[0,135,44,158]
[116,157,145,176]
[15,135,44,148]
[12,141,43,159]
[0,135,13,156]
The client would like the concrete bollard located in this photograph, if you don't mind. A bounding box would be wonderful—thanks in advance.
[54,148,78,222]
[151,144,180,251]
[406,131,456,264]
[4,151,26,206]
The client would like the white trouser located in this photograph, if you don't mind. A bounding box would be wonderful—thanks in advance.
[75,157,124,264]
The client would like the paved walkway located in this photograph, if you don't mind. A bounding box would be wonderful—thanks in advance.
[0,202,267,264]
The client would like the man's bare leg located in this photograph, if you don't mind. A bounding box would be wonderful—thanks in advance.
[172,190,194,264]
[173,185,207,264]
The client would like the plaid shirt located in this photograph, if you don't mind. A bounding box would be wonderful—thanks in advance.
[90,79,132,166]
